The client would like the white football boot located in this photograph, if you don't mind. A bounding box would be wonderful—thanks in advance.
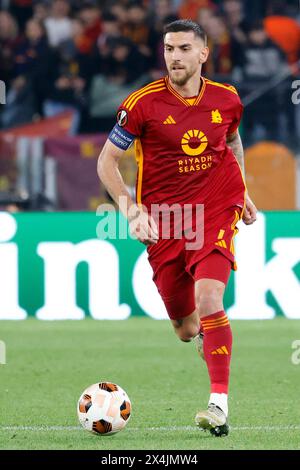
[195,403,229,437]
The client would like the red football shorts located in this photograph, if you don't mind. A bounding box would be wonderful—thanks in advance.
[147,206,242,320]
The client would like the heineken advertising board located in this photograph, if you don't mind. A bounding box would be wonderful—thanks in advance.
[0,211,299,320]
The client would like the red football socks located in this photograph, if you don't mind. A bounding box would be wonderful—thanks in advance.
[201,310,232,394]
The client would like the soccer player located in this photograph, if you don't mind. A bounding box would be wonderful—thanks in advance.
[97,19,257,437]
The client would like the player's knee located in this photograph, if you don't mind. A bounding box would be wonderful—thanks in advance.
[175,325,199,342]
[177,332,193,342]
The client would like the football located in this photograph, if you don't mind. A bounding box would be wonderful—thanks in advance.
[77,382,131,435]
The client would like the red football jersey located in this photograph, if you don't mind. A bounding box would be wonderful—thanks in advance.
[112,76,246,215]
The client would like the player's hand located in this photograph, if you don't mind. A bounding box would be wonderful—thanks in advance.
[128,205,159,246]
[243,194,257,225]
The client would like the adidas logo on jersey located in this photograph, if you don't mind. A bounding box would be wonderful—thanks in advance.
[163,115,176,124]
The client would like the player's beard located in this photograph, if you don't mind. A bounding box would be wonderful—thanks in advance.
[169,65,197,87]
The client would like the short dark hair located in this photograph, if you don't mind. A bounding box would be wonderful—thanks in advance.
[163,19,207,45]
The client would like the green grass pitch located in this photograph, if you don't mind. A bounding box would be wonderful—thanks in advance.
[0,318,299,450]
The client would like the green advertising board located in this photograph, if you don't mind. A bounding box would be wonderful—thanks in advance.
[0,211,299,320]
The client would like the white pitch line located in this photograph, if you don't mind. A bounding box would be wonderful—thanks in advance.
[0,425,300,432]
[136,425,300,432]
[0,426,81,431]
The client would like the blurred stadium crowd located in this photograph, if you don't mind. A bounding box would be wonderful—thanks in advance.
[0,0,299,212]
[0,0,299,146]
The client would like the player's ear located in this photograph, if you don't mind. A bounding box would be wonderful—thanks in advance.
[199,46,209,64]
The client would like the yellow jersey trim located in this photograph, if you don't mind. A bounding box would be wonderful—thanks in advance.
[230,210,240,255]
[165,76,206,107]
[135,138,144,205]
[123,79,165,109]
[128,86,166,111]
[186,98,196,105]
[205,78,238,95]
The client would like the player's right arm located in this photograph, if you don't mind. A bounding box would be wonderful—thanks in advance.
[97,139,159,245]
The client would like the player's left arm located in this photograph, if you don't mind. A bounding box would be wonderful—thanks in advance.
[226,130,257,225]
